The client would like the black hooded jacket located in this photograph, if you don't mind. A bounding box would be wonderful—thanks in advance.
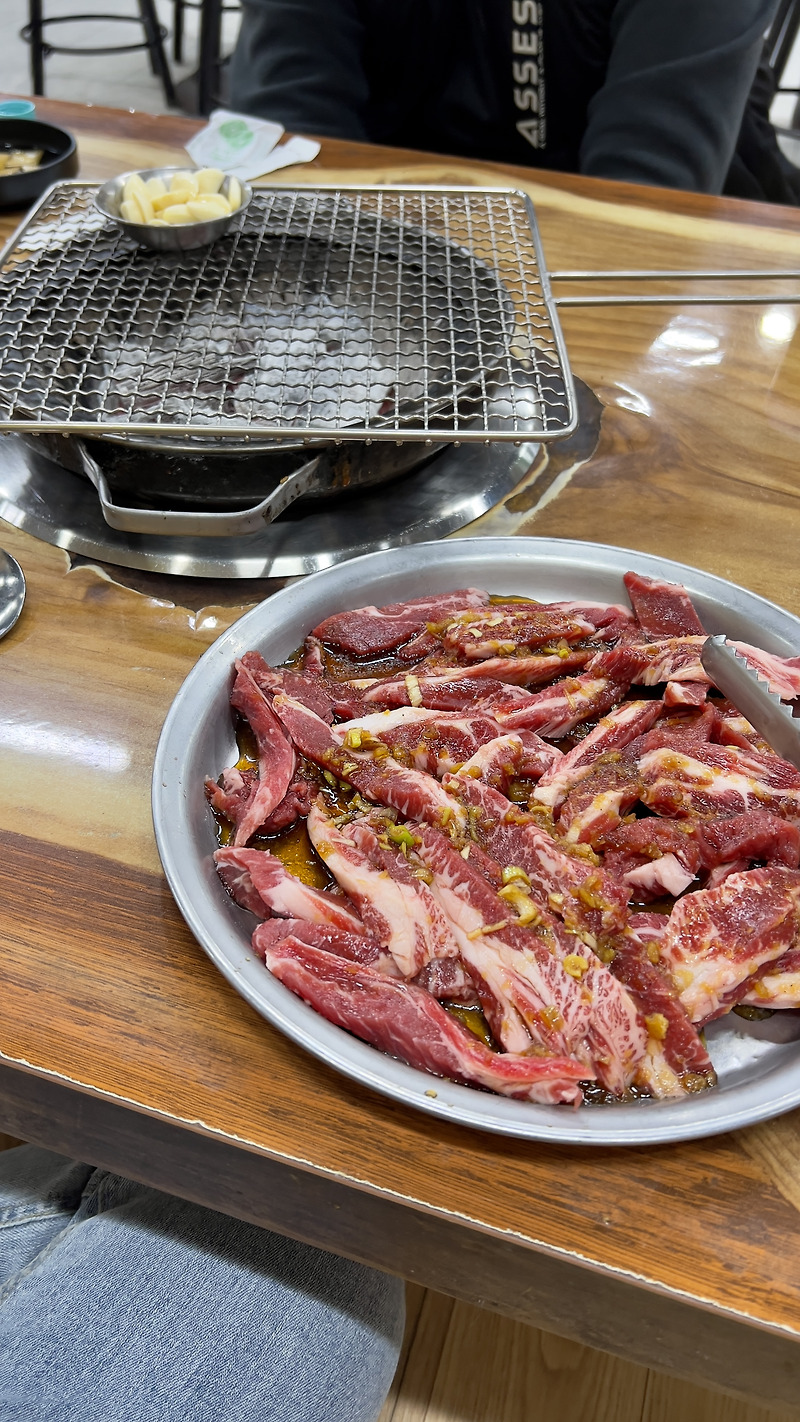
[230,0,781,196]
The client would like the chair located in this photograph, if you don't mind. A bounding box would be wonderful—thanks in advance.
[172,0,239,65]
[172,0,240,115]
[22,0,176,108]
[766,0,800,130]
[767,0,800,84]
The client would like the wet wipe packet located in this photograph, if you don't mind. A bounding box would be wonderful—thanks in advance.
[185,109,320,180]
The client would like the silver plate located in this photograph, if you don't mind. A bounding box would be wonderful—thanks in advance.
[152,537,800,1144]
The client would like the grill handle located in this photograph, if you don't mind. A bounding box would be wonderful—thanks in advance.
[550,267,800,306]
[76,443,326,537]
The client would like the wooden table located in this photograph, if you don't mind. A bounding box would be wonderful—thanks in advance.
[3,97,800,1412]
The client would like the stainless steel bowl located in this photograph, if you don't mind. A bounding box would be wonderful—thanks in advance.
[93,165,253,252]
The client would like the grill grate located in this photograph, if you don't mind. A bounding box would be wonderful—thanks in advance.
[0,183,575,443]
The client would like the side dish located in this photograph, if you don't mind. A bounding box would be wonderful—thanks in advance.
[118,167,243,228]
[206,572,800,1109]
[0,148,43,178]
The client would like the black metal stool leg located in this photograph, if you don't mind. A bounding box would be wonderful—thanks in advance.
[768,0,800,77]
[139,0,160,75]
[137,0,178,106]
[198,0,223,115]
[28,0,46,95]
[173,0,184,64]
[766,0,800,139]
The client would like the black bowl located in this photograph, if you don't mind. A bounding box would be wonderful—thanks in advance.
[0,118,78,212]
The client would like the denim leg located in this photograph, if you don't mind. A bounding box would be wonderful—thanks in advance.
[0,1146,94,1284]
[0,1154,405,1422]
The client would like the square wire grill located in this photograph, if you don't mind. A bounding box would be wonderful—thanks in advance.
[0,183,576,443]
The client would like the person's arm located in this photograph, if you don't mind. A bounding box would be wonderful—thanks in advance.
[229,0,369,139]
[579,0,779,193]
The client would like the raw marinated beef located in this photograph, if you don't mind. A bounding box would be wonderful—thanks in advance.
[631,637,708,686]
[534,699,663,810]
[273,694,468,830]
[444,775,631,946]
[413,822,595,1061]
[205,766,257,825]
[215,846,364,933]
[602,818,702,900]
[556,756,643,847]
[630,636,800,701]
[361,650,592,704]
[212,661,297,846]
[253,917,394,971]
[333,706,512,778]
[415,823,647,1092]
[455,732,562,789]
[638,742,800,821]
[623,572,706,638]
[206,575,800,1111]
[694,811,800,870]
[741,948,800,1008]
[312,589,489,654]
[664,681,708,708]
[658,866,800,1023]
[306,800,458,977]
[729,643,800,701]
[262,935,590,1104]
[411,957,481,1006]
[441,607,595,659]
[259,775,316,833]
[302,636,325,677]
[610,925,715,1095]
[206,765,313,836]
[243,655,337,723]
[489,676,611,739]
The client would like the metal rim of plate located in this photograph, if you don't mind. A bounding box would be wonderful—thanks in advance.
[0,182,576,444]
[153,537,800,1145]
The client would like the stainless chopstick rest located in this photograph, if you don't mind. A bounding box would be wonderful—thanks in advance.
[700,634,800,771]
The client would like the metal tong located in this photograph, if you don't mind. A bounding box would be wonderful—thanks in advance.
[700,635,800,770]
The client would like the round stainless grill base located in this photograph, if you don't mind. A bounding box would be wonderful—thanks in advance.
[0,436,538,578]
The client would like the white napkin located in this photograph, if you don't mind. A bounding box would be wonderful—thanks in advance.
[251,134,321,174]
[185,109,320,180]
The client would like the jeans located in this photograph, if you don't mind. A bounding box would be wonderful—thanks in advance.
[0,1146,404,1422]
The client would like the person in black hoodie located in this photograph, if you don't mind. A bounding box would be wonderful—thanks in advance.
[230,0,789,199]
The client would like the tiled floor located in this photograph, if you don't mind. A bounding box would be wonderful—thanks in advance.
[0,0,240,112]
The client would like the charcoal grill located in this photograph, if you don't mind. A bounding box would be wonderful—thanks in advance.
[0,181,574,546]
[0,432,541,577]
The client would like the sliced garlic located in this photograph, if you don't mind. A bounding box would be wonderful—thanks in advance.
[197,167,225,194]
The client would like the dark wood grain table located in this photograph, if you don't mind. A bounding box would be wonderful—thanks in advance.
[3,96,800,1412]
